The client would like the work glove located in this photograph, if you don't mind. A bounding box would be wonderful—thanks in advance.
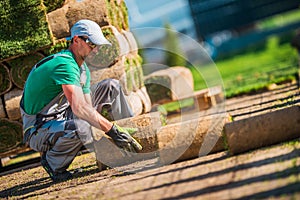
[105,124,142,154]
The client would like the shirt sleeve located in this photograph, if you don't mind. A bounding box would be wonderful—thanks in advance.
[82,64,91,94]
[51,56,81,87]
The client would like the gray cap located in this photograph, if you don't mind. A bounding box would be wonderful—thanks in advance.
[71,19,111,46]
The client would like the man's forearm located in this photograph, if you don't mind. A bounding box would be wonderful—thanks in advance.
[74,102,112,132]
[84,93,93,106]
[63,84,113,132]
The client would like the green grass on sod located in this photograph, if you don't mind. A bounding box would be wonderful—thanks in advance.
[0,0,53,61]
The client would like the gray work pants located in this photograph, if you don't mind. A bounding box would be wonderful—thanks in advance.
[91,79,133,120]
[29,79,133,173]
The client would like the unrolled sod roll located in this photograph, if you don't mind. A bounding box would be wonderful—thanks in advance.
[93,112,228,170]
[92,112,162,169]
[157,112,228,164]
[225,105,300,155]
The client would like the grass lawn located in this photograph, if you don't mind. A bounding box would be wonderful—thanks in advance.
[190,36,299,98]
[190,9,300,98]
[159,34,299,113]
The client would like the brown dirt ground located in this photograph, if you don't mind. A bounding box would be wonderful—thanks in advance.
[1,141,300,199]
[0,82,299,200]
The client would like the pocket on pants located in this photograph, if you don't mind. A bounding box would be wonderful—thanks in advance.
[29,128,52,152]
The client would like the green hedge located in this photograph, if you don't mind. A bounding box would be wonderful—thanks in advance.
[0,0,53,61]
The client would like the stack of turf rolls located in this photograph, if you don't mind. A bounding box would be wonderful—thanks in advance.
[0,0,53,154]
[0,0,151,154]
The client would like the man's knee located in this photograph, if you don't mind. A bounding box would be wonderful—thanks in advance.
[73,119,93,145]
[92,78,120,98]
[103,78,120,92]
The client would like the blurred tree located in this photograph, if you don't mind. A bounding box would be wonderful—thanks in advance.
[163,23,187,67]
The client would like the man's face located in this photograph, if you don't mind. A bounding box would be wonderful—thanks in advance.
[76,36,98,59]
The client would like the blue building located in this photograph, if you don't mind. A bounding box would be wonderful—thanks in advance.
[125,0,196,44]
[125,0,300,60]
[125,0,198,63]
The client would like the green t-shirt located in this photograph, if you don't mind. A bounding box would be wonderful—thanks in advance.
[23,50,91,115]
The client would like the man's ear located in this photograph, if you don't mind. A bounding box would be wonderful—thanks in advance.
[74,35,79,42]
[72,35,80,44]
